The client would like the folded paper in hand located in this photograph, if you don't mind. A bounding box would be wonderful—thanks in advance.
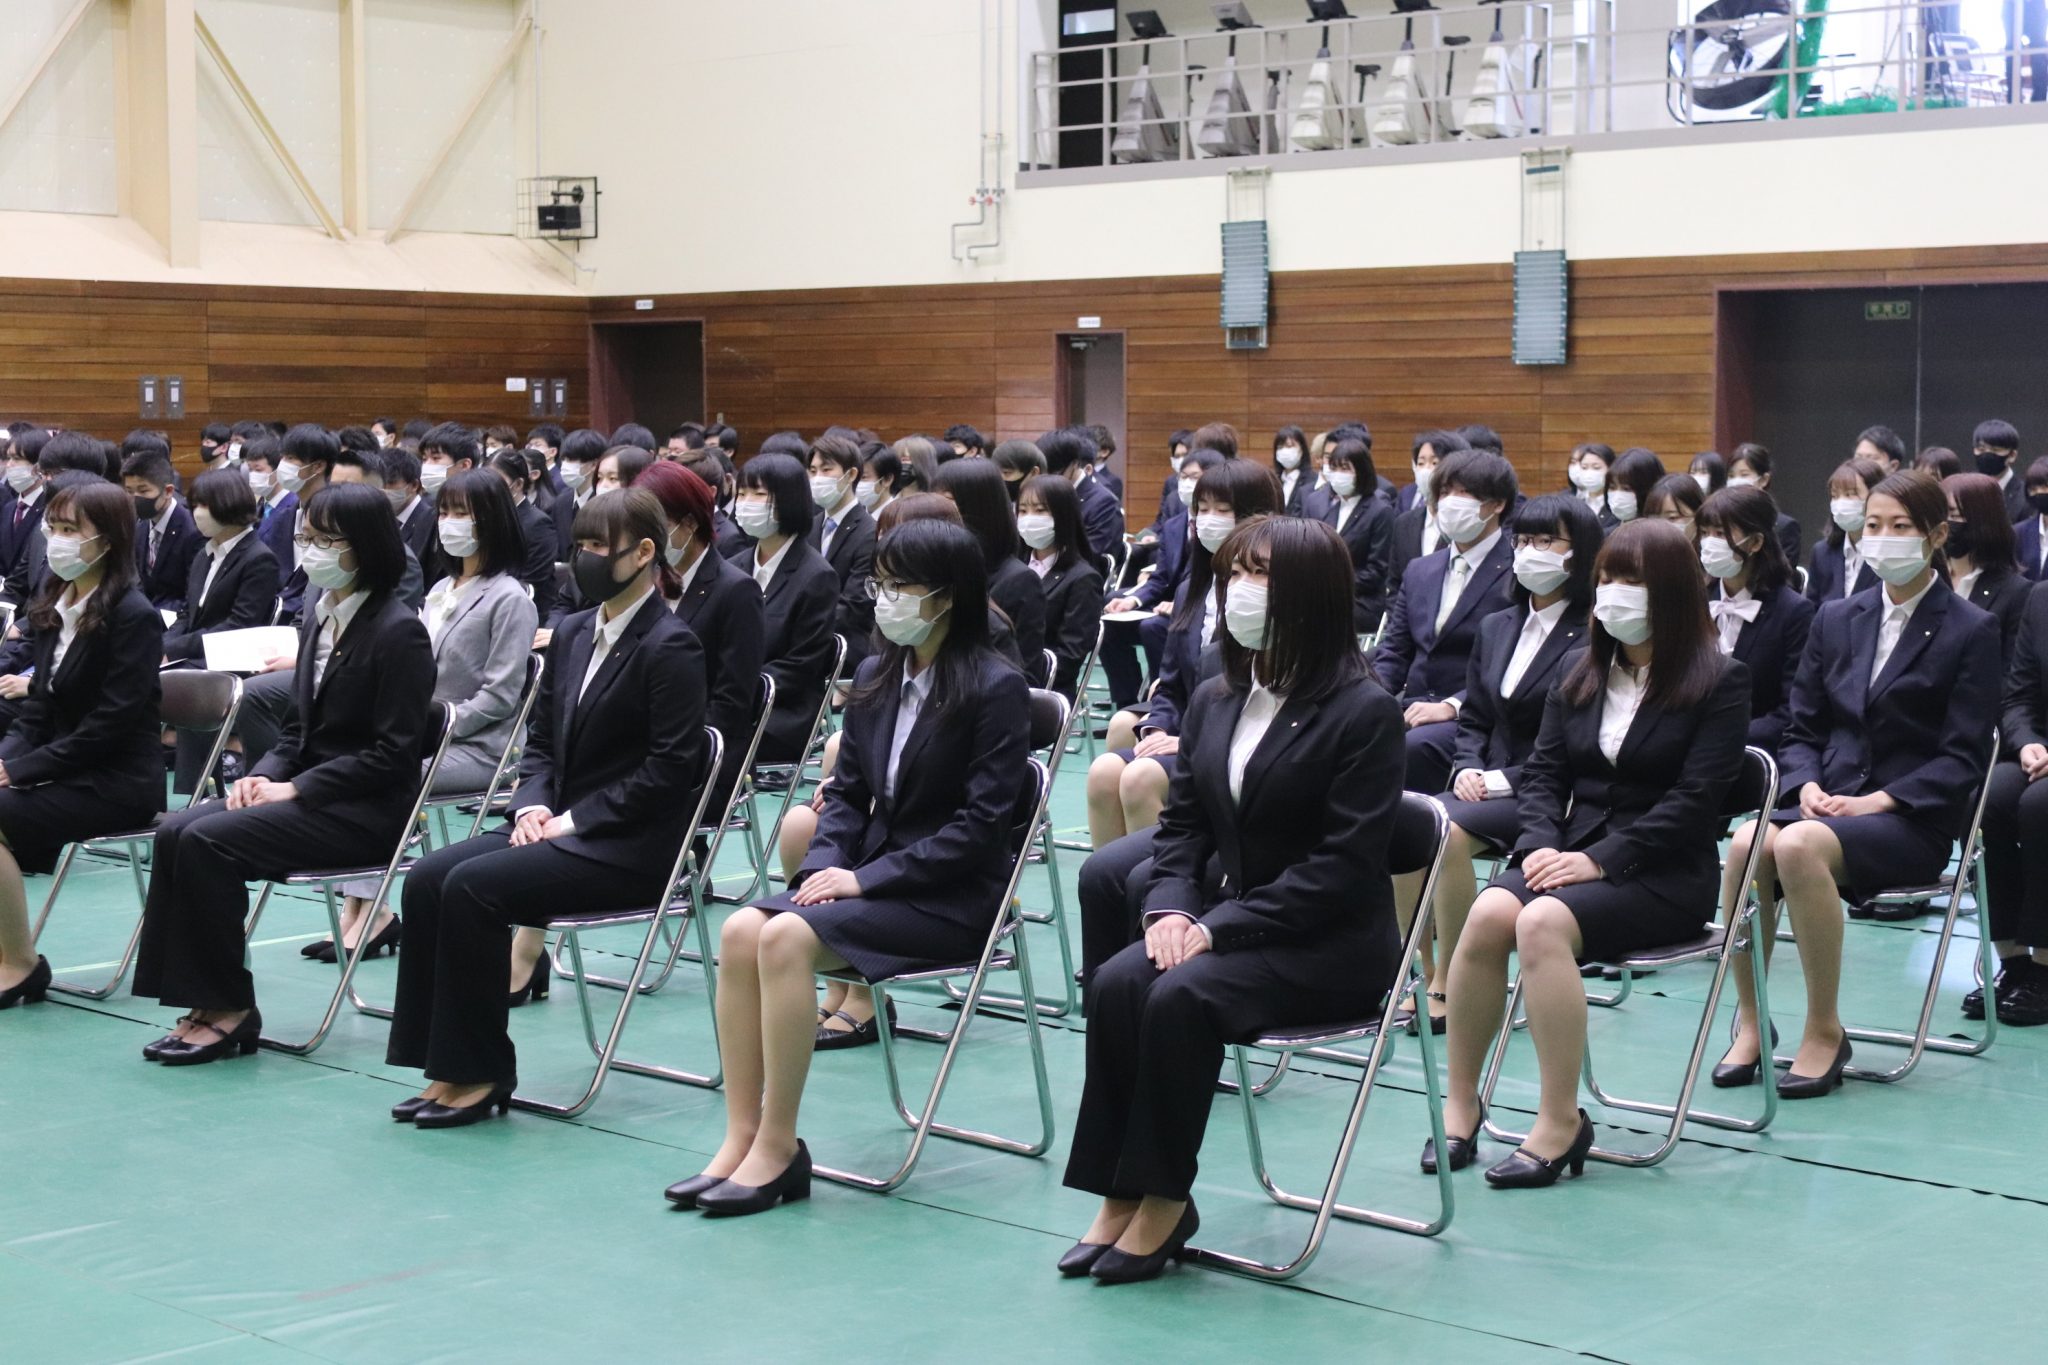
[201,626,299,674]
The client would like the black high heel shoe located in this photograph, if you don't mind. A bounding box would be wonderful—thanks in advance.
[0,955,51,1009]
[391,1093,436,1122]
[1090,1201,1200,1284]
[1420,1106,1485,1174]
[697,1141,813,1216]
[1484,1110,1595,1189]
[306,916,403,965]
[143,1014,199,1061]
[1711,1022,1779,1089]
[1776,1038,1852,1099]
[664,1173,730,1210]
[508,954,550,1008]
[413,1081,516,1128]
[1058,1240,1114,1277]
[157,1010,263,1067]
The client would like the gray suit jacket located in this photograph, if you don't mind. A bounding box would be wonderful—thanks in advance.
[427,572,540,789]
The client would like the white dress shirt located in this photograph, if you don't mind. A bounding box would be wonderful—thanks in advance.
[1598,661,1648,766]
[1227,683,1285,804]
[1501,599,1568,699]
[1953,567,1982,605]
[1336,494,1362,533]
[884,660,937,802]
[51,585,95,671]
[1842,538,1865,598]
[672,543,708,602]
[2036,517,2048,574]
[422,572,486,649]
[1709,584,1761,656]
[195,527,253,611]
[312,589,367,688]
[1871,577,1935,689]
[820,496,853,559]
[1420,514,1443,558]
[581,584,656,701]
[1436,527,1502,632]
[1279,468,1299,507]
[143,503,173,570]
[752,537,793,592]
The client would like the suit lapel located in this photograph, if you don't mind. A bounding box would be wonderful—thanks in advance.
[557,613,597,748]
[569,597,657,747]
[1412,553,1448,650]
[1239,694,1321,809]
[1440,538,1510,638]
[1841,593,1880,718]
[676,557,717,625]
[1871,582,1947,701]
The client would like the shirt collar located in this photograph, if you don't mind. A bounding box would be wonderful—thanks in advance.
[901,658,937,704]
[755,535,795,581]
[57,584,94,627]
[1719,582,1753,603]
[316,589,368,634]
[399,494,421,523]
[1528,597,1569,628]
[209,526,254,559]
[1455,526,1503,567]
[1883,575,1937,619]
[597,582,657,643]
[151,501,175,532]
[675,543,708,598]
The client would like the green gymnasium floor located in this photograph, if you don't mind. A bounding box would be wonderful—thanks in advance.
[5,761,2044,1365]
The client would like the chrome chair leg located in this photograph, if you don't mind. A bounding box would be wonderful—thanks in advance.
[36,842,152,1000]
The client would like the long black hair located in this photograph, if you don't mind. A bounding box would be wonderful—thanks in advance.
[931,456,1017,570]
[437,469,522,579]
[303,482,406,598]
[28,478,141,638]
[1020,472,1085,572]
[1507,493,1601,613]
[1697,485,1792,598]
[848,518,1004,716]
[1561,519,1722,712]
[737,451,814,539]
[1171,458,1281,637]
[1215,516,1367,702]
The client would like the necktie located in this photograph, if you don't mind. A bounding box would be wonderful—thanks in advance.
[1436,556,1471,631]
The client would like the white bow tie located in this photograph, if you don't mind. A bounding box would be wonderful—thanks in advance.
[1709,597,1762,626]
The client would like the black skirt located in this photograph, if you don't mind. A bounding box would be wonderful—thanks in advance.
[757,889,997,983]
[0,779,162,876]
[1440,794,1521,854]
[1488,866,1707,964]
[1768,809,1954,901]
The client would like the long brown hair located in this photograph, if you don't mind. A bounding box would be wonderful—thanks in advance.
[1562,518,1723,712]
[1825,457,1888,549]
[1171,458,1281,636]
[28,478,142,639]
[1215,516,1368,702]
[1941,471,2020,580]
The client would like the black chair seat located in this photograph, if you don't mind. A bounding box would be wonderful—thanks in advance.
[1250,1017,1385,1049]
[1604,925,1724,970]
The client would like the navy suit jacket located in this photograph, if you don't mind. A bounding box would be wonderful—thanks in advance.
[257,492,299,613]
[1964,565,2030,667]
[1076,474,1125,562]
[2001,582,2048,750]
[1130,513,1189,611]
[1451,603,1589,785]
[1324,496,1394,632]
[1778,578,2000,839]
[1139,583,1222,738]
[1372,534,1515,703]
[1805,537,1878,605]
[1719,582,1815,754]
[135,502,203,611]
[0,487,47,603]
[2017,515,2048,582]
[1396,481,1424,514]
[1386,504,1430,600]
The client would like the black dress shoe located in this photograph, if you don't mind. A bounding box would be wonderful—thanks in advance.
[1776,1039,1852,1099]
[1711,1022,1779,1089]
[413,1082,515,1128]
[814,999,896,1051]
[1996,962,2048,1026]
[143,1015,200,1061]
[697,1141,813,1216]
[157,1010,263,1066]
[0,955,51,1009]
[305,917,402,966]
[391,1094,435,1122]
[302,938,336,961]
[1484,1110,1595,1189]
[1058,1241,1113,1277]
[1420,1108,1485,1174]
[664,1173,729,1209]
[508,954,550,1008]
[1090,1201,1199,1284]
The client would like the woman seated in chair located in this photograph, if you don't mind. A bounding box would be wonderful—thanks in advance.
[1976,576,2048,1026]
[1715,471,2000,1099]
[1061,516,1404,1282]
[1017,472,1105,702]
[1434,518,1749,1187]
[934,456,1047,687]
[305,471,539,968]
[1643,472,1703,547]
[161,467,281,665]
[734,452,839,768]
[1695,485,1814,755]
[665,519,1027,1215]
[1940,471,2029,666]
[1393,493,1599,1035]
[132,484,436,1063]
[1805,458,1887,603]
[385,490,707,1127]
[1084,459,1281,850]
[0,481,168,1009]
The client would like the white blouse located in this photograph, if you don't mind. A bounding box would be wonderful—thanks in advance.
[1598,661,1647,766]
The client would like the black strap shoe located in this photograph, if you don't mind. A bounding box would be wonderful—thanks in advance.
[158,1010,263,1066]
[1484,1110,1595,1189]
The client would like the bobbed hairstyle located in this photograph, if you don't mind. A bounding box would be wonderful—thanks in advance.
[736,451,814,539]
[434,468,522,580]
[1019,472,1085,570]
[1646,472,1704,524]
[1435,448,1519,507]
[189,466,258,529]
[1507,493,1602,612]
[1916,446,1962,480]
[1562,517,1722,712]
[849,517,1001,716]
[1172,458,1281,636]
[1696,485,1793,598]
[1189,421,1240,458]
[875,491,963,536]
[1214,515,1369,703]
[1324,437,1377,489]
[303,481,406,598]
[1941,471,2020,579]
[1825,456,1891,549]
[1689,449,1729,492]
[1608,446,1667,503]
[570,487,668,565]
[28,478,142,639]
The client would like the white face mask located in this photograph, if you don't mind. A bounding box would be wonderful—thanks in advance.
[1327,470,1357,500]
[1700,535,1745,580]
[1436,492,1488,545]
[1729,474,1760,489]
[1606,488,1640,522]
[246,468,273,495]
[1513,545,1572,596]
[1570,464,1607,493]
[1275,446,1302,471]
[1224,578,1269,650]
[194,507,222,539]
[560,460,588,491]
[420,463,449,494]
[438,517,478,560]
[1594,582,1652,645]
[276,460,305,494]
[809,473,847,510]
[1692,472,1713,492]
[734,499,777,539]
[1413,464,1434,501]
[666,524,697,569]
[855,479,880,509]
[301,543,356,591]
[225,441,243,462]
[1195,512,1236,553]
[874,588,947,647]
[1831,496,1868,533]
[44,533,100,581]
[1017,513,1056,550]
[4,464,35,493]
[1861,534,1931,585]
[1177,477,1197,508]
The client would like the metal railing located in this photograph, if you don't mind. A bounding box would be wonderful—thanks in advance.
[1025,0,2045,172]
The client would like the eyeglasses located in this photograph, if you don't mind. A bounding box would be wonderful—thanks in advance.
[293,534,349,552]
[1511,534,1571,552]
[863,579,932,605]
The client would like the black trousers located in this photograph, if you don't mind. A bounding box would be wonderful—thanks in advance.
[1981,760,2048,946]
[132,796,397,1011]
[1065,940,1358,1201]
[1401,717,1458,795]
[172,667,295,794]
[385,829,671,1085]
[1078,827,1156,984]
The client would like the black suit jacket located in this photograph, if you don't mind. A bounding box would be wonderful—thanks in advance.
[1037,553,1105,700]
[1372,534,1515,703]
[1805,537,1878,604]
[1513,653,1751,909]
[0,488,46,604]
[2005,474,2031,527]
[513,499,560,621]
[0,586,163,808]
[1719,582,1814,754]
[756,538,841,755]
[673,548,766,808]
[1140,584,1223,737]
[1076,475,1125,562]
[1779,578,2001,839]
[163,532,284,662]
[713,508,752,562]
[990,557,1049,688]
[1964,565,2029,667]
[2017,515,2048,582]
[512,594,708,871]
[1450,603,1589,785]
[1129,514,1189,612]
[551,488,583,563]
[252,591,437,820]
[1324,495,1394,632]
[2000,581,2048,750]
[1386,504,1429,600]
[397,497,435,564]
[1143,675,1404,991]
[800,651,1029,924]
[810,500,877,668]
[135,503,203,611]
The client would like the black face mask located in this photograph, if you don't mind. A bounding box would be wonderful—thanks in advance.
[1945,519,1974,559]
[134,494,160,523]
[573,546,639,605]
[2030,492,2048,517]
[1975,450,2012,479]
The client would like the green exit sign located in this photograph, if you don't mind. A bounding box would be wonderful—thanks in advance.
[1865,300,1913,322]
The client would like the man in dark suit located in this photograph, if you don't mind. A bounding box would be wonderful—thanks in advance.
[1087,425,1125,501]
[121,446,203,613]
[1371,449,1519,794]
[805,434,878,667]
[385,446,435,563]
[1044,427,1124,563]
[1973,418,2031,524]
[550,427,608,562]
[1098,448,1221,709]
[0,427,51,605]
[2017,457,2048,581]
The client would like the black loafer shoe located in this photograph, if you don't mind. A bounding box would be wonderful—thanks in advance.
[665,1173,727,1209]
[391,1095,435,1122]
[1995,964,2048,1026]
[1058,1241,1113,1277]
[697,1142,812,1216]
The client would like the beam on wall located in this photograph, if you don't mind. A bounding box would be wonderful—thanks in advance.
[386,9,533,244]
[339,0,368,234]
[0,0,101,141]
[120,0,200,267]
[194,11,345,240]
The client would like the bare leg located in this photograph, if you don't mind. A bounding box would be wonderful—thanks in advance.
[1118,758,1170,837]
[1515,897,1590,1155]
[1414,823,1482,1024]
[1773,820,1850,1075]
[729,913,849,1185]
[1086,753,1130,850]
[1443,888,1523,1136]
[0,837,33,990]
[705,909,769,1178]
[1105,710,1141,752]
[777,807,817,884]
[1720,819,1779,1068]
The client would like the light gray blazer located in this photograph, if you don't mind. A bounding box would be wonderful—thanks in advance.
[426,572,539,792]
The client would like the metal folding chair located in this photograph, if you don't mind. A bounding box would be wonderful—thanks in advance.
[422,654,546,846]
[813,756,1057,1194]
[1065,620,1107,760]
[512,727,728,1117]
[714,635,847,906]
[31,670,243,998]
[245,702,457,1055]
[1478,747,1782,1166]
[1184,792,1457,1282]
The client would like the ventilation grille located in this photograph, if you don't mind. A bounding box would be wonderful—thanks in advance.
[1512,249,1568,366]
[1221,219,1269,350]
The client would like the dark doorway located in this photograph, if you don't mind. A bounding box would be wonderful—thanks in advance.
[1720,282,2048,555]
[588,321,705,438]
[1056,1,1116,167]
[1055,332,1127,480]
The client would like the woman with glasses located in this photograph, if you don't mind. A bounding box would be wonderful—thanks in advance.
[1392,495,1599,1036]
[665,519,1028,1215]
[133,484,437,1064]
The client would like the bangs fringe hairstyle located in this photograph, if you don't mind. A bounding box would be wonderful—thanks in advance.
[1645,472,1704,523]
[848,518,1001,716]
[436,468,522,581]
[1824,457,1890,549]
[1020,473,1085,570]
[304,481,407,598]
[1215,515,1368,703]
[875,491,963,537]
[1869,470,1951,578]
[1942,471,2021,577]
[1696,485,1792,597]
[571,487,668,569]
[1561,518,1722,712]
[28,479,142,639]
[1508,493,1602,612]
[1171,458,1281,637]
